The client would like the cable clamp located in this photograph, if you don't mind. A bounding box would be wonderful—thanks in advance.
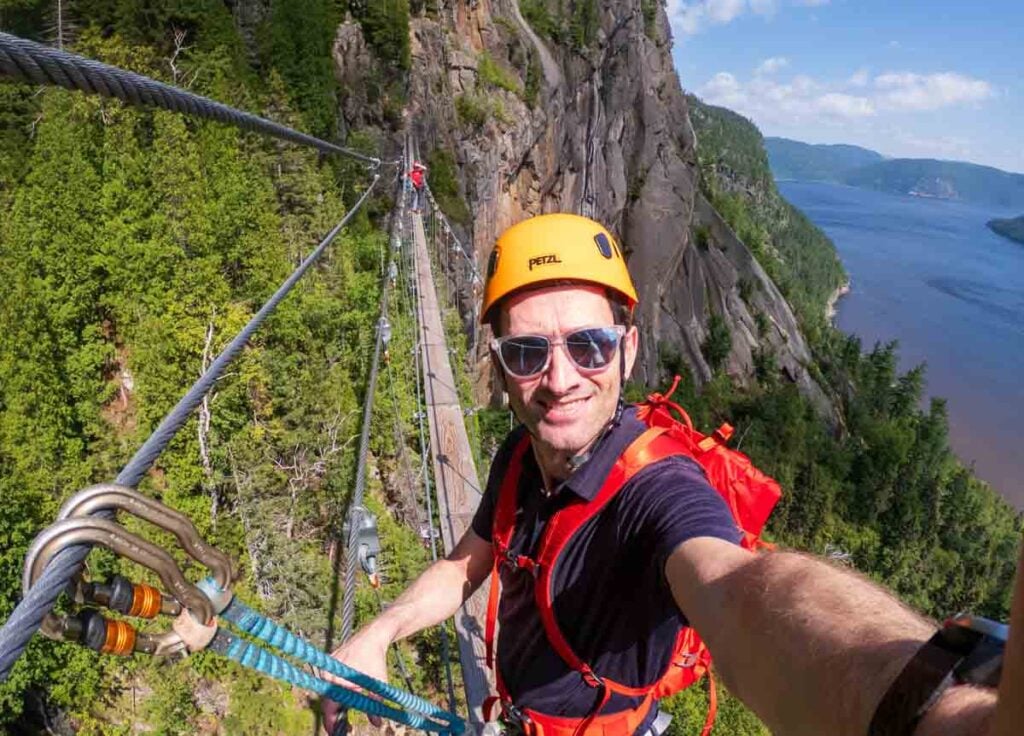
[352,509,381,577]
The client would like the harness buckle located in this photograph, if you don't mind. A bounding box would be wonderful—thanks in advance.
[675,651,699,668]
[581,664,605,689]
[501,702,533,733]
[502,548,539,577]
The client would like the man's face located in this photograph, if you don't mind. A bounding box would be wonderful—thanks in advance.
[497,284,638,456]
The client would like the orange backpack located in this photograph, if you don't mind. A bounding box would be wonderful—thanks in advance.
[483,377,782,736]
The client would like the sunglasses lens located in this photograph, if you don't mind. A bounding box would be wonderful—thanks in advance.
[500,335,551,377]
[565,328,621,371]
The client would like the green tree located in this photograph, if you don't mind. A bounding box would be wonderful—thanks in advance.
[263,0,339,136]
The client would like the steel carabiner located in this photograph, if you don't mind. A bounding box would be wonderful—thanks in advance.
[58,483,235,589]
[22,517,215,657]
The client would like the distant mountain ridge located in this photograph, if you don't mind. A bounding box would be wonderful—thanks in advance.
[766,137,1024,209]
[765,137,883,182]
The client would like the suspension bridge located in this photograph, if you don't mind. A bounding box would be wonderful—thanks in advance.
[0,29,493,735]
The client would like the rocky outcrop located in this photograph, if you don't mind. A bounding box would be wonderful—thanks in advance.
[332,20,392,141]
[688,194,834,416]
[334,0,834,415]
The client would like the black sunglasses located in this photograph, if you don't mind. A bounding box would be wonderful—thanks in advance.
[490,326,627,379]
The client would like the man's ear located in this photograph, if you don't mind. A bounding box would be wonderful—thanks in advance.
[623,325,639,380]
[490,350,506,392]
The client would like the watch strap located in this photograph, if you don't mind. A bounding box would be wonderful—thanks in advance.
[868,627,981,736]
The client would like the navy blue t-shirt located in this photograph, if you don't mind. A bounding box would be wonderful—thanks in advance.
[471,407,742,730]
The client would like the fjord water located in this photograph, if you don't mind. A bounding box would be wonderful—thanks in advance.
[779,181,1024,510]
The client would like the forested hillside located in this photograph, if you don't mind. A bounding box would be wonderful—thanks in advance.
[0,2,459,733]
[988,214,1024,244]
[842,157,1024,208]
[765,136,884,183]
[764,135,1024,209]
[687,95,845,344]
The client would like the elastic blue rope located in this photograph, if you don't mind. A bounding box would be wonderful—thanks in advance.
[199,578,464,734]
[210,631,453,733]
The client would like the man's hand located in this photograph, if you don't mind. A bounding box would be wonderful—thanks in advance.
[316,529,492,733]
[320,629,391,734]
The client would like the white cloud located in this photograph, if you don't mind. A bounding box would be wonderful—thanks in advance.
[702,72,746,107]
[874,72,994,111]
[816,93,875,118]
[749,0,779,16]
[673,0,744,34]
[792,0,829,5]
[707,0,746,21]
[755,56,789,75]
[697,64,995,129]
[671,0,810,35]
[848,68,870,87]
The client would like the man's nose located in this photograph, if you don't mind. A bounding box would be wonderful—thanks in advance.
[542,343,580,394]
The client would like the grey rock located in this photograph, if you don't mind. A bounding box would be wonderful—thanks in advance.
[339,0,834,417]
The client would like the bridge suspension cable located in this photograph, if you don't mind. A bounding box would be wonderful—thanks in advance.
[0,32,473,730]
[0,177,380,681]
[0,31,384,166]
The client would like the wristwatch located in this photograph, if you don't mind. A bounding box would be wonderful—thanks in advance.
[869,613,1007,736]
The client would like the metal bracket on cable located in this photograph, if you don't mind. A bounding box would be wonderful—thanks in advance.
[344,506,381,579]
[378,317,392,347]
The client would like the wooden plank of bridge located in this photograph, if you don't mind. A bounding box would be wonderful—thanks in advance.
[411,211,493,730]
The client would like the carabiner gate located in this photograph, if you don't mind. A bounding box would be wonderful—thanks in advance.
[22,517,215,657]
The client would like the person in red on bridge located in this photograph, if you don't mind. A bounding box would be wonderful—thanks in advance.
[409,161,427,213]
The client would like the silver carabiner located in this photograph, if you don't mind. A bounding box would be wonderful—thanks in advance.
[58,483,235,589]
[22,517,215,656]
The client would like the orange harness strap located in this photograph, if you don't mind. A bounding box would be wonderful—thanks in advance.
[518,691,655,736]
[481,381,784,736]
[485,429,711,736]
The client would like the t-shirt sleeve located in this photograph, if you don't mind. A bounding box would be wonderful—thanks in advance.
[471,477,497,542]
[624,455,743,574]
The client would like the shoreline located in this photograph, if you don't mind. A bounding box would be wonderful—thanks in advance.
[825,281,851,323]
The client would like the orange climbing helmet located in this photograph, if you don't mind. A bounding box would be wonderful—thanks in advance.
[480,213,639,324]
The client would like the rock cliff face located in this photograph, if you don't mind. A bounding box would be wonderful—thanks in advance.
[334,0,832,414]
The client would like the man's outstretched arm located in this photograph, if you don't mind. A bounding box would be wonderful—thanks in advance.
[666,538,997,736]
[321,528,493,732]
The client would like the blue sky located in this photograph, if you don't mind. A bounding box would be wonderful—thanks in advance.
[668,0,1023,173]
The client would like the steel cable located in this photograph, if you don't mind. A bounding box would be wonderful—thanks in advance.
[0,32,382,166]
[339,187,398,643]
[423,183,480,284]
[0,178,380,681]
